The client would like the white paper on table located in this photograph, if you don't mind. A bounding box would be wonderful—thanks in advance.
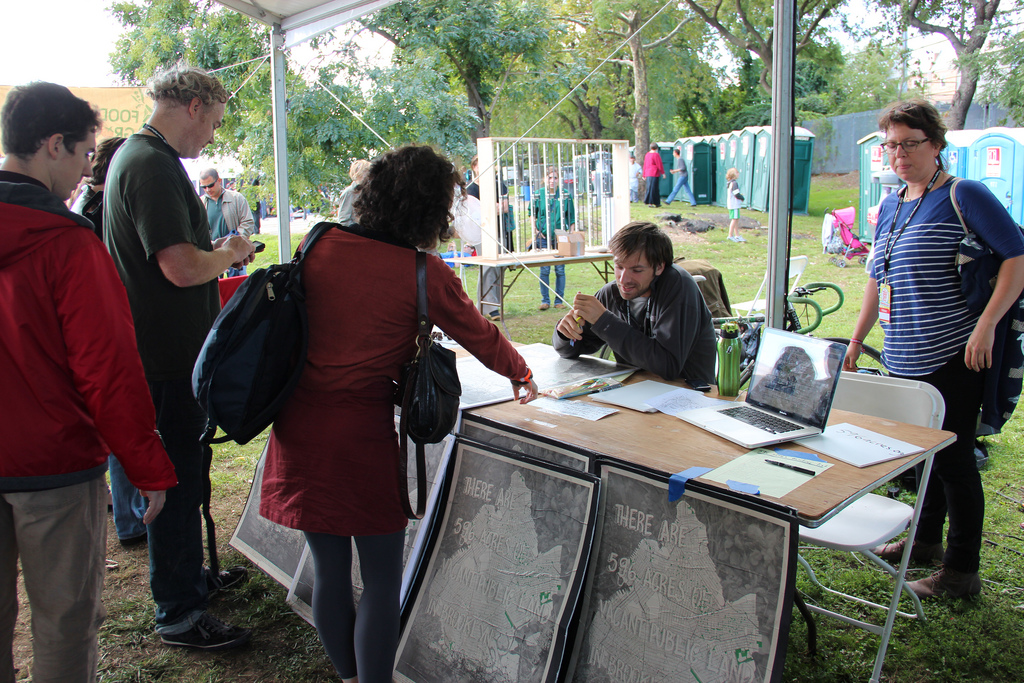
[703,448,833,498]
[531,397,618,421]
[589,380,678,413]
[645,387,736,415]
[799,423,925,468]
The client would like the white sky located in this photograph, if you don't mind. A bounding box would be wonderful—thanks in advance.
[2,1,125,87]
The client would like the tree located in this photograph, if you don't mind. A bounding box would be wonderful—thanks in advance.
[980,29,1024,124]
[109,0,376,211]
[889,0,1008,129]
[560,1,696,162]
[363,0,551,141]
[676,0,848,95]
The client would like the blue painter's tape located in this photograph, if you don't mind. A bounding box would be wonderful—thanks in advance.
[668,466,713,502]
[773,446,826,463]
[726,479,760,495]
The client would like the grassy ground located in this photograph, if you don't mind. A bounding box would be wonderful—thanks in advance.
[14,173,1024,681]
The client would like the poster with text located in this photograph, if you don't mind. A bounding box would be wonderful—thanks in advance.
[395,440,599,683]
[569,461,796,683]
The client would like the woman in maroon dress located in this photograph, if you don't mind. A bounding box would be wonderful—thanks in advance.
[260,145,537,682]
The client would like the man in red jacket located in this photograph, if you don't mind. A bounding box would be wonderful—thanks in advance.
[0,83,177,682]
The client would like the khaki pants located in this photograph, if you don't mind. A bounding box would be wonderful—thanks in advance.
[1,477,107,683]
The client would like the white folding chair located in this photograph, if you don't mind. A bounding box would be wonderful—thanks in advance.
[797,372,944,680]
[733,254,808,317]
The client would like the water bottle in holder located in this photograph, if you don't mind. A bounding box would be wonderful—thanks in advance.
[717,322,741,397]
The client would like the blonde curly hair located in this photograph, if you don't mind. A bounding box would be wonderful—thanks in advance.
[146,63,228,108]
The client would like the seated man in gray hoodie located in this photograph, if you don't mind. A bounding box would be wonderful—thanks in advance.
[553,221,717,385]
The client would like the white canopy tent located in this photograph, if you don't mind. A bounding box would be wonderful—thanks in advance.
[213,0,797,329]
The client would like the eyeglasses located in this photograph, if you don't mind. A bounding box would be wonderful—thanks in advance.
[200,180,218,189]
[882,139,929,154]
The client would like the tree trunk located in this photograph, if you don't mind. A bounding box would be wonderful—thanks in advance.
[467,80,489,141]
[627,13,650,195]
[947,64,978,131]
[570,90,604,139]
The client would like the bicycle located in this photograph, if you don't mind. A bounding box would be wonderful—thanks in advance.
[712,280,886,387]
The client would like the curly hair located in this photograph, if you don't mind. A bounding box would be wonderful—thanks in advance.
[726,167,739,181]
[878,98,948,171]
[146,63,228,108]
[609,221,674,270]
[354,145,464,249]
[87,136,127,185]
[1,82,101,158]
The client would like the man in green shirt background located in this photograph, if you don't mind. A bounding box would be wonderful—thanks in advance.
[531,165,575,310]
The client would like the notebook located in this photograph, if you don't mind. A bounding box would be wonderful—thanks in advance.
[676,329,847,449]
[589,380,678,413]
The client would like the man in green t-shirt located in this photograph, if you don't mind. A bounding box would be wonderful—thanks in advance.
[531,165,575,310]
[104,63,255,653]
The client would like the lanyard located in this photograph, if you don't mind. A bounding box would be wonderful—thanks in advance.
[142,123,180,157]
[881,168,941,279]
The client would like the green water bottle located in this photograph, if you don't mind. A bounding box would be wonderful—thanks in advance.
[717,322,741,397]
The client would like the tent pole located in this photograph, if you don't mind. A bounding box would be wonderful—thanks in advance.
[766,0,796,330]
[271,23,291,262]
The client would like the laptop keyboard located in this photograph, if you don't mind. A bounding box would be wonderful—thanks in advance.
[720,406,803,434]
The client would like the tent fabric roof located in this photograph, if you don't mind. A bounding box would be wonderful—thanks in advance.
[214,0,400,48]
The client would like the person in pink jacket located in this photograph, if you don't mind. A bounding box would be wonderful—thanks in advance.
[0,82,177,683]
[642,142,665,207]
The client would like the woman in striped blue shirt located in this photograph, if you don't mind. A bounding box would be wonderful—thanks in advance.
[844,99,1024,598]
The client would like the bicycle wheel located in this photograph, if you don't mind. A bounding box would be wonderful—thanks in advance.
[824,337,887,375]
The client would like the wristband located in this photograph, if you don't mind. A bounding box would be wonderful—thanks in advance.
[849,338,863,346]
[512,367,533,386]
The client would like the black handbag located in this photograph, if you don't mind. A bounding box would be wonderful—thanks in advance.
[397,251,462,518]
[950,178,1004,314]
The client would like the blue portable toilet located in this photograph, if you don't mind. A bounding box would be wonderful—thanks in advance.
[857,132,888,242]
[943,129,983,179]
[969,127,1024,224]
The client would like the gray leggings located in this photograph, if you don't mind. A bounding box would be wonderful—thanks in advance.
[304,530,405,682]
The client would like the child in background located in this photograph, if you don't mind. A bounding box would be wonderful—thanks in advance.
[726,167,745,243]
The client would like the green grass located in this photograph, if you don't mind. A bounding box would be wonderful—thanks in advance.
[79,172,1024,682]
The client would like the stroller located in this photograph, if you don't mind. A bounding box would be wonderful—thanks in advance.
[822,207,869,268]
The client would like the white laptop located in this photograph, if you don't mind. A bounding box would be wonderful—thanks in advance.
[676,328,847,449]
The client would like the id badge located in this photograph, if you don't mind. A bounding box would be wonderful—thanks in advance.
[878,282,892,323]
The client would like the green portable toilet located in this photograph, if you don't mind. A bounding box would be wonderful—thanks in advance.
[681,137,713,204]
[944,129,983,179]
[969,127,1024,224]
[712,134,729,206]
[790,127,815,215]
[857,132,889,242]
[656,142,676,197]
[738,127,759,208]
[750,127,772,212]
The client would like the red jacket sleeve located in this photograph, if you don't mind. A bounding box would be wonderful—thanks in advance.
[53,234,177,491]
[426,255,529,382]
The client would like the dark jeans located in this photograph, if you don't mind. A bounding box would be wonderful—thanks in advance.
[894,349,985,573]
[147,378,210,628]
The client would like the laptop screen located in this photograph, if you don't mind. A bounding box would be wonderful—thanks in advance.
[745,328,847,428]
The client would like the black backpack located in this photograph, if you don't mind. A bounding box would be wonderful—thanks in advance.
[192,221,338,444]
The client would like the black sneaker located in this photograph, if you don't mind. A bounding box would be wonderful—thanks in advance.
[160,613,251,651]
[206,566,248,595]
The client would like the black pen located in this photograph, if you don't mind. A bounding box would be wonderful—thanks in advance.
[764,459,817,476]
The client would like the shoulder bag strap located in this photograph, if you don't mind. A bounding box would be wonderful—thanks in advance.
[398,251,429,519]
[949,178,968,235]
